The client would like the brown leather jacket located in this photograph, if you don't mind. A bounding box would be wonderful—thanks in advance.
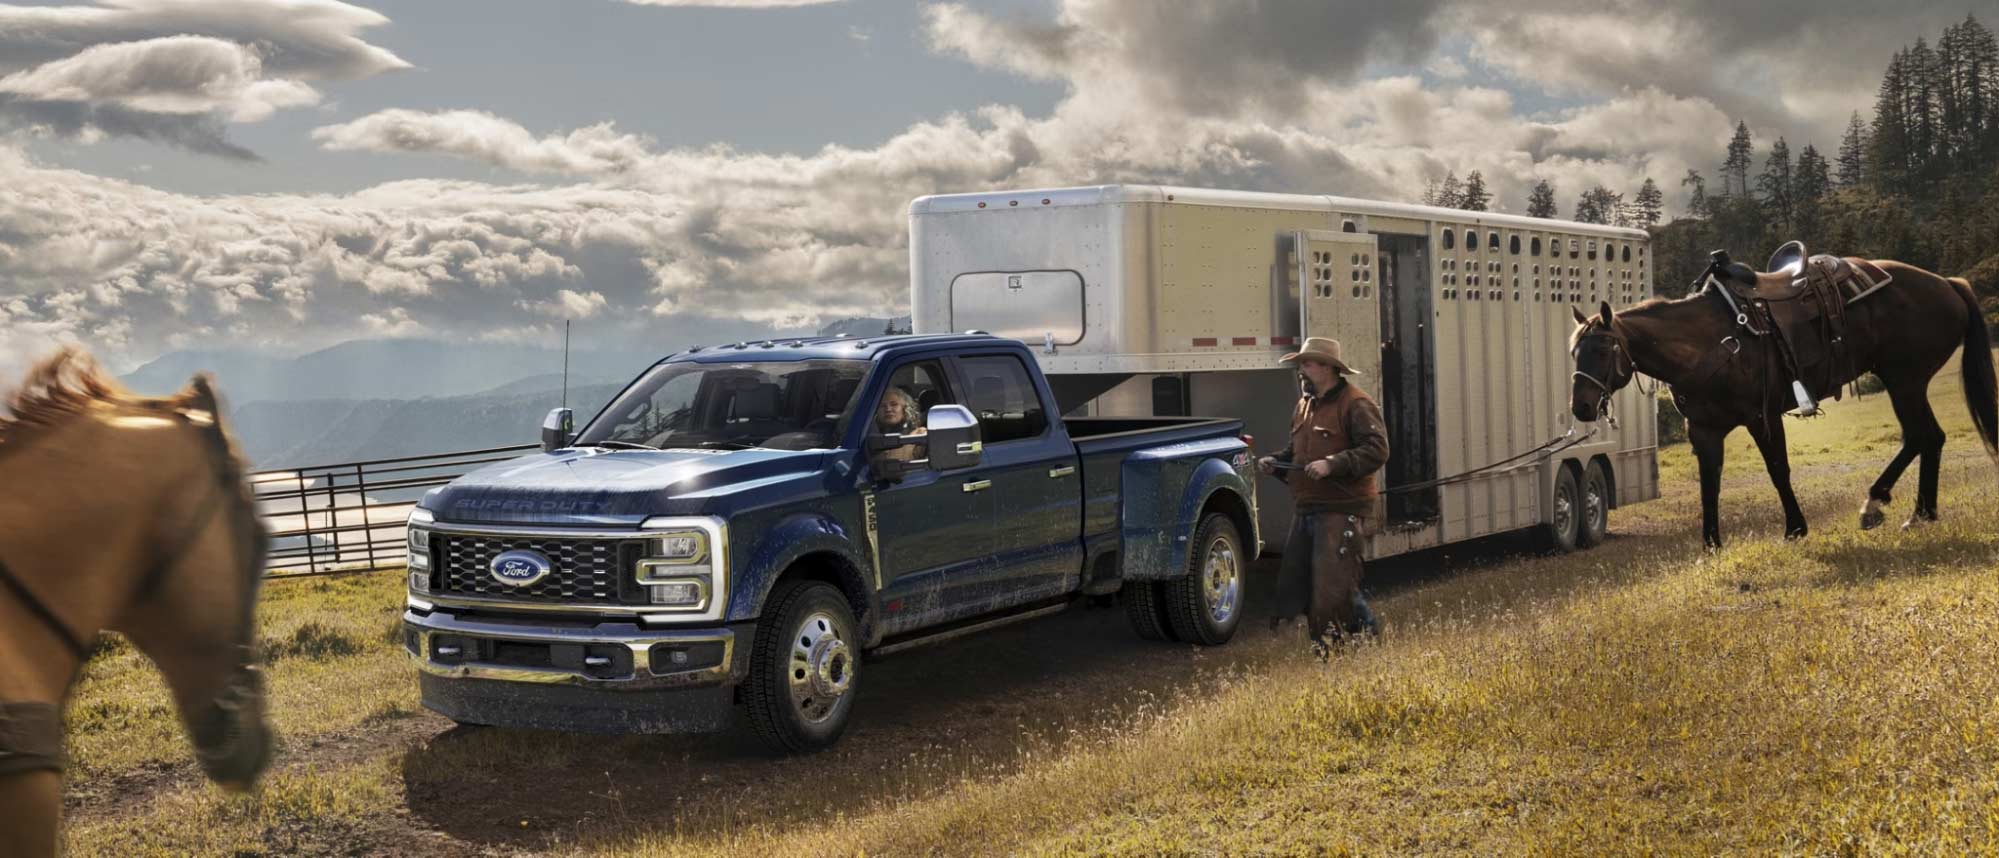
[1275,378,1390,515]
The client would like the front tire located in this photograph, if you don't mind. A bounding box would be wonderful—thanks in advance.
[1578,461,1611,548]
[745,581,859,753]
[1539,465,1583,553]
[1162,513,1245,646]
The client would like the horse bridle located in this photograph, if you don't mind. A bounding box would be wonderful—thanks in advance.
[1571,322,1637,420]
[0,408,269,777]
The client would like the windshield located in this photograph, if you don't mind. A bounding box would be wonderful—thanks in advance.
[577,359,868,451]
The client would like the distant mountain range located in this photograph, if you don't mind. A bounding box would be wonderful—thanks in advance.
[140,318,913,469]
[123,338,658,404]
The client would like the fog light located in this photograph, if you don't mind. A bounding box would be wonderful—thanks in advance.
[409,570,430,593]
[647,580,704,606]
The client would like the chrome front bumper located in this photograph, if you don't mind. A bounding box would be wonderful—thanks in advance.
[403,605,747,691]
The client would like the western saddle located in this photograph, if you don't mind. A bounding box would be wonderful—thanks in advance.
[1706,241,1892,416]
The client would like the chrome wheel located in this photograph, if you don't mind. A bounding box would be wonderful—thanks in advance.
[1584,480,1606,532]
[787,611,852,724]
[1202,537,1240,625]
[1554,483,1576,539]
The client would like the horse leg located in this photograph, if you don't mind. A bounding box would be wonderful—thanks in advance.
[1862,385,1941,530]
[1901,388,1947,528]
[0,771,61,858]
[1746,417,1808,539]
[1690,422,1728,549]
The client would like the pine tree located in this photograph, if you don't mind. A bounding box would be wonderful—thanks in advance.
[1574,187,1622,225]
[1959,15,1999,166]
[1460,170,1491,211]
[1908,37,1946,192]
[1527,179,1558,218]
[1758,137,1795,230]
[1632,178,1664,228]
[1836,112,1869,186]
[1794,145,1832,243]
[1722,121,1755,196]
[1681,169,1709,219]
[1425,171,1464,208]
[1871,49,1915,194]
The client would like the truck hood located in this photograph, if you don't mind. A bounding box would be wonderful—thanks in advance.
[426,447,831,526]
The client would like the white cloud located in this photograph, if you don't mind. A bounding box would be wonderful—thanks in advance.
[314,110,657,175]
[521,289,609,319]
[0,36,320,122]
[0,0,407,156]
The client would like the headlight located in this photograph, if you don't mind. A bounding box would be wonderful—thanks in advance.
[637,518,726,612]
[406,508,433,591]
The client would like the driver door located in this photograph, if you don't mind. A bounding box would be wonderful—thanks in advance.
[863,359,996,635]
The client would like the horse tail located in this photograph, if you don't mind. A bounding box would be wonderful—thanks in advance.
[1948,276,1999,453]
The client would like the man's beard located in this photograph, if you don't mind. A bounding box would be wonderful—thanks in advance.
[1299,373,1318,396]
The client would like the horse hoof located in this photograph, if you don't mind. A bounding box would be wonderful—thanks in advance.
[1785,528,1808,541]
[1859,511,1885,531]
[1902,515,1936,531]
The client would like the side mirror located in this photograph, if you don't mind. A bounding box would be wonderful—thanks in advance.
[541,407,574,453]
[923,405,982,471]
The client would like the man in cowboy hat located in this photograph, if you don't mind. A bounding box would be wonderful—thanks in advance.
[1257,336,1389,652]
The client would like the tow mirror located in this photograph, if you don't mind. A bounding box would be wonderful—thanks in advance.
[541,407,574,453]
[924,405,982,470]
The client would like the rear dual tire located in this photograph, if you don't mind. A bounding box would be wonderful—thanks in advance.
[1125,512,1244,647]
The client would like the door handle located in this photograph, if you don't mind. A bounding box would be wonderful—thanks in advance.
[1047,466,1076,478]
[962,479,992,493]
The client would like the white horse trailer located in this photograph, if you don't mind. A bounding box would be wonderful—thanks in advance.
[909,185,1659,559]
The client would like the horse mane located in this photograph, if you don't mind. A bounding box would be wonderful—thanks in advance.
[1,346,199,439]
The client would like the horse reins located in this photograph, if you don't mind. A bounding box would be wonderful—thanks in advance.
[0,406,267,776]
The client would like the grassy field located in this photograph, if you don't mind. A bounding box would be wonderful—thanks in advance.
[59,364,1999,856]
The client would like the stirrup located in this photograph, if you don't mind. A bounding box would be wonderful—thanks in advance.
[1789,380,1820,417]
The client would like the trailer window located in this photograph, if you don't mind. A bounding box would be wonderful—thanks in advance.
[1441,229,1454,250]
[1466,231,1480,250]
[1531,237,1542,256]
[1622,245,1632,263]
[958,355,1047,444]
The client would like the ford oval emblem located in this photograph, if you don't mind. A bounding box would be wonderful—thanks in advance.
[490,549,553,586]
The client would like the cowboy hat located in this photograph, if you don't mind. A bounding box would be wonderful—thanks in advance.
[1279,336,1360,375]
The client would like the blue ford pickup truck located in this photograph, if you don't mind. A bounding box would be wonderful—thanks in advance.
[402,334,1257,751]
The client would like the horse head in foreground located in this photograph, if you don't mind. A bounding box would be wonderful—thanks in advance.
[1569,246,1998,549]
[0,348,271,857]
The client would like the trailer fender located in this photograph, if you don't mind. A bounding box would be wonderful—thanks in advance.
[1119,438,1254,582]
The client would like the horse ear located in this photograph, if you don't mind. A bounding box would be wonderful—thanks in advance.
[1598,301,1615,325]
[178,373,221,426]
[1571,306,1589,326]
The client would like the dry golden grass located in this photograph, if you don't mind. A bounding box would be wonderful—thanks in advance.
[59,360,1999,856]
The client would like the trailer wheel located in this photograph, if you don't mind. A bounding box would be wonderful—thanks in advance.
[1122,579,1178,642]
[1162,513,1245,646]
[1578,461,1611,548]
[1539,466,1582,553]
[745,580,859,753]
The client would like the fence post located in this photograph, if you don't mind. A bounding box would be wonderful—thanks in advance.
[298,470,317,575]
[357,462,380,571]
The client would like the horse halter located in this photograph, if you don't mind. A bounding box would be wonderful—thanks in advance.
[0,405,269,777]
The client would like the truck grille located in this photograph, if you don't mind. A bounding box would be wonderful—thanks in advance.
[435,534,641,605]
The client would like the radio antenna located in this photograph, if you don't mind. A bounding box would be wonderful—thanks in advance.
[561,319,571,410]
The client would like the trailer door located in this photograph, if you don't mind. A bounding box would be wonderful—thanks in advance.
[1293,230,1382,379]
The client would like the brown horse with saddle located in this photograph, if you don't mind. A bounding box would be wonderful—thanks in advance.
[1569,242,1999,548]
[0,349,273,857]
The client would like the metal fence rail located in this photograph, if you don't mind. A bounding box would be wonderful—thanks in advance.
[253,444,537,579]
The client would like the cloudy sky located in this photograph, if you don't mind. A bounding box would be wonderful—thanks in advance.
[0,0,1979,376]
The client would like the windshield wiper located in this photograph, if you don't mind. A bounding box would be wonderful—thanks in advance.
[588,440,660,451]
[695,440,758,450]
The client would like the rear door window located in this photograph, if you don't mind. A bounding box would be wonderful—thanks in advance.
[956,355,1048,445]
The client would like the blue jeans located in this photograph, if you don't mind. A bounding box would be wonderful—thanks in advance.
[1273,510,1377,639]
